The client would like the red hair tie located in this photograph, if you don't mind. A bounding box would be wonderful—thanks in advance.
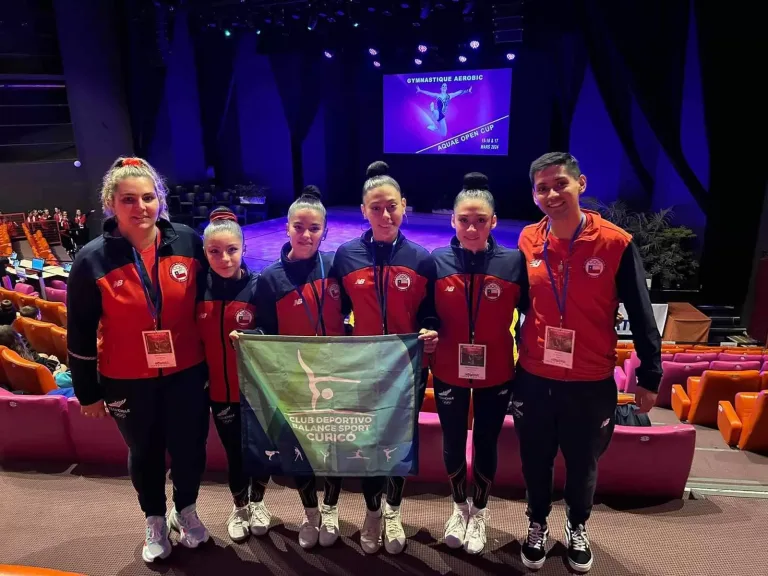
[210,212,237,223]
[121,158,143,167]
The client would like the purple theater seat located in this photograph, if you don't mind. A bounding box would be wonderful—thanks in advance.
[614,366,627,392]
[50,279,67,290]
[0,395,74,463]
[657,361,710,408]
[206,412,228,472]
[45,287,67,303]
[709,360,762,372]
[595,424,696,498]
[624,352,674,394]
[674,352,718,364]
[718,352,761,362]
[13,283,38,298]
[66,399,128,466]
[412,412,473,483]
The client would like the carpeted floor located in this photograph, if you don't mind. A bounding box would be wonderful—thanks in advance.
[1,467,766,576]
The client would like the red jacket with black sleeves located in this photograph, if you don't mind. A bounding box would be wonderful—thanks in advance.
[66,218,206,406]
[196,265,258,403]
[432,236,528,388]
[517,210,662,391]
[255,243,345,337]
[331,230,439,338]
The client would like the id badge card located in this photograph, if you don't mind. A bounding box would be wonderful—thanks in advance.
[543,326,575,369]
[142,330,177,369]
[458,343,486,380]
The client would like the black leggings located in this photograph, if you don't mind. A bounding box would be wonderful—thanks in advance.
[211,401,270,507]
[295,476,344,508]
[433,377,513,509]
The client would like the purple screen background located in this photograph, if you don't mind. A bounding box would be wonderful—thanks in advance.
[383,68,512,156]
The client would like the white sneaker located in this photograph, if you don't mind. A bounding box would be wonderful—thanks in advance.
[319,504,340,547]
[227,504,250,542]
[249,501,271,536]
[298,507,321,549]
[383,501,406,554]
[464,503,487,555]
[142,515,171,563]
[168,504,209,549]
[360,507,383,554]
[444,501,470,549]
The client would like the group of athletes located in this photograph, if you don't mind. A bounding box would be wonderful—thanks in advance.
[67,152,662,573]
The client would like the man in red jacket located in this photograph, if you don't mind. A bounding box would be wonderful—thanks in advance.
[515,152,661,573]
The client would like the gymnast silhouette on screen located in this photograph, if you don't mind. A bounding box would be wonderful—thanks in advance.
[416,82,473,137]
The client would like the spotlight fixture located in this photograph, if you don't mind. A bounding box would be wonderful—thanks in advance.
[256,29,261,35]
[420,0,431,20]
[307,13,318,30]
[369,48,378,56]
[506,53,515,61]
[470,40,479,49]
[353,22,359,27]
[324,50,333,59]
[458,55,467,63]
[418,44,427,53]
[414,58,422,65]
[224,29,232,37]
[373,61,381,68]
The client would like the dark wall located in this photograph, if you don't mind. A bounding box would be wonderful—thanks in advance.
[0,162,90,214]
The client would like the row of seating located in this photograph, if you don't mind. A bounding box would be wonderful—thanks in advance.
[0,288,66,326]
[615,345,767,368]
[21,224,58,266]
[718,391,768,452]
[0,390,696,499]
[0,224,12,257]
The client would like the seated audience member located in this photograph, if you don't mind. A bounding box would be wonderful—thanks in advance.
[19,305,41,320]
[0,325,69,384]
[0,300,17,326]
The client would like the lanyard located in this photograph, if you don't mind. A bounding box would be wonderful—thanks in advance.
[461,251,484,344]
[292,255,326,336]
[371,238,397,335]
[132,243,161,329]
[541,214,585,327]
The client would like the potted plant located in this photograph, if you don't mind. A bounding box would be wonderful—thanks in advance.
[582,198,699,290]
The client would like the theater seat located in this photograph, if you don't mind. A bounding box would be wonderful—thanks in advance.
[710,360,762,372]
[657,361,709,408]
[718,352,763,362]
[17,293,38,309]
[616,348,633,367]
[66,399,128,466]
[672,370,762,425]
[614,366,627,391]
[14,283,38,297]
[37,300,65,326]
[20,318,57,357]
[0,345,10,389]
[718,391,768,453]
[674,352,718,364]
[0,348,57,395]
[622,352,674,394]
[44,288,67,303]
[0,567,86,576]
[49,326,68,361]
[0,394,73,463]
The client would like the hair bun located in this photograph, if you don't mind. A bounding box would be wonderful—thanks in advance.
[301,185,322,200]
[463,172,489,191]
[209,207,237,223]
[0,299,14,313]
[366,161,390,178]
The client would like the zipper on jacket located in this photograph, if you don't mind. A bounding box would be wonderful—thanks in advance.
[379,262,389,335]
[466,255,475,385]
[220,302,231,403]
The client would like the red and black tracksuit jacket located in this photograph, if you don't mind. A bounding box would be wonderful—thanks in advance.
[518,210,662,391]
[332,229,439,344]
[255,243,345,336]
[432,235,528,388]
[196,266,258,403]
[67,217,206,406]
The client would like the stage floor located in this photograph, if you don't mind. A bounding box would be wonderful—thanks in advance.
[242,207,531,273]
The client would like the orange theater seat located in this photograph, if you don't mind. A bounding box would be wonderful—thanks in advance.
[17,293,38,309]
[692,345,725,351]
[50,326,68,362]
[0,566,86,576]
[58,305,67,328]
[718,391,768,453]
[36,299,65,326]
[0,348,57,394]
[616,342,633,349]
[672,370,762,426]
[617,393,635,405]
[21,318,57,357]
[616,348,633,367]
[0,345,10,388]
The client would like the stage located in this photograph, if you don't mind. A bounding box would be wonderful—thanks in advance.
[241,207,531,273]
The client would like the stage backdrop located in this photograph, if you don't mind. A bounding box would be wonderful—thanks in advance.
[383,69,512,156]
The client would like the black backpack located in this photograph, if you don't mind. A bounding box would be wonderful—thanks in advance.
[614,404,651,427]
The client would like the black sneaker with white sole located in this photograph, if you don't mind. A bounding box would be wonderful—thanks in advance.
[564,520,593,573]
[520,520,549,570]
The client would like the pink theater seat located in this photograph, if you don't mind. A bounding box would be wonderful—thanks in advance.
[595,424,696,498]
[709,360,762,372]
[762,361,768,373]
[0,395,74,463]
[45,287,67,303]
[206,412,228,472]
[623,352,674,394]
[412,412,473,483]
[614,366,627,392]
[66,399,128,466]
[657,361,710,408]
[674,352,718,364]
[718,352,762,362]
[49,279,67,290]
[13,283,38,297]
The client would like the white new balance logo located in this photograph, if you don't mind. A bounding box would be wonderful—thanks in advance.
[444,286,455,292]
[294,298,303,306]
[297,349,360,410]
[530,260,542,268]
[355,279,366,285]
[112,279,124,289]
[108,399,127,408]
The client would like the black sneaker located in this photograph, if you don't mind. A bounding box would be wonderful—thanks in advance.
[520,520,548,570]
[564,520,593,573]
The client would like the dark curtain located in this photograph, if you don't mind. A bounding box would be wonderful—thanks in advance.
[550,30,589,151]
[269,51,326,197]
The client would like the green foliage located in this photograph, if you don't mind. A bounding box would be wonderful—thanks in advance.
[582,198,699,288]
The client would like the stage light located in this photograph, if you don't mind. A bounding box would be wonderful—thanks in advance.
[506,53,515,61]
[369,48,378,56]
[458,55,467,63]
[307,14,318,31]
[73,160,81,168]
[418,44,427,53]
[470,40,479,49]
[420,0,431,20]
[256,29,261,35]
[224,29,232,37]
[401,3,410,7]
[414,58,422,65]
[324,51,333,59]
[353,22,359,28]
[373,61,381,68]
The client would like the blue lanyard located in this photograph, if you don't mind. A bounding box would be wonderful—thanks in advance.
[461,251,485,344]
[371,238,397,335]
[541,214,585,327]
[132,243,161,329]
[292,255,326,336]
